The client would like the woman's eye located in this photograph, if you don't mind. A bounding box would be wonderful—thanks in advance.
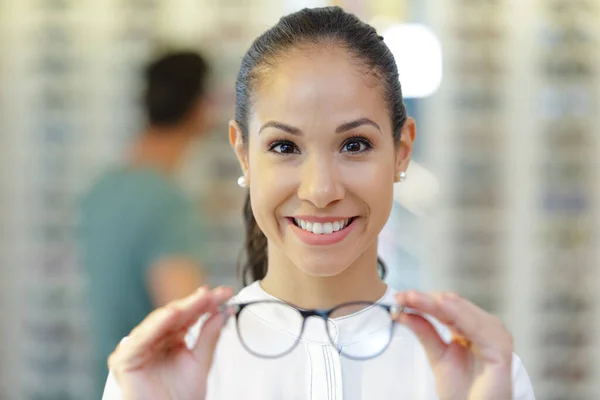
[269,141,298,154]
[342,138,372,153]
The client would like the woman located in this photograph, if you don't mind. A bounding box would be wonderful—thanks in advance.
[102,7,535,399]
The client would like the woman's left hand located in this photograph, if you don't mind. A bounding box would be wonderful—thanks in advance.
[395,291,513,400]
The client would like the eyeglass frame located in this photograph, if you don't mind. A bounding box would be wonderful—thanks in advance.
[221,300,403,361]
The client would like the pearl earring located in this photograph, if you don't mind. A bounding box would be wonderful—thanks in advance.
[237,175,247,188]
[398,171,407,183]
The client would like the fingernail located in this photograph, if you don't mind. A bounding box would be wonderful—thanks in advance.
[213,287,225,296]
[443,293,458,302]
[395,293,405,304]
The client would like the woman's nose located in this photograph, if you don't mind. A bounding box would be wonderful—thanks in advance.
[297,154,345,208]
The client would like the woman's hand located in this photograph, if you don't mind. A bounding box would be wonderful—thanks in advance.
[395,291,513,400]
[108,286,234,400]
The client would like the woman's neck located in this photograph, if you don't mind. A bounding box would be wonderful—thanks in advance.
[260,244,387,310]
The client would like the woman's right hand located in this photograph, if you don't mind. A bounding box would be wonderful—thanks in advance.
[107,286,234,400]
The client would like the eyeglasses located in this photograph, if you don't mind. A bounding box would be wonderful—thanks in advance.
[223,300,400,360]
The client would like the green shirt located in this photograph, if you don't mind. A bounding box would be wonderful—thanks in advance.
[78,168,206,396]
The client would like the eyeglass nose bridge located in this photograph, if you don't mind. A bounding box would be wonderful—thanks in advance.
[298,309,339,344]
[299,309,331,320]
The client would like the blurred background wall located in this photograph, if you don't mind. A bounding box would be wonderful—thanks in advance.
[0,0,599,399]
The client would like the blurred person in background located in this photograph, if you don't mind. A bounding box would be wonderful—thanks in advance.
[78,50,213,398]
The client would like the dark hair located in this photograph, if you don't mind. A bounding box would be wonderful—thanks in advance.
[143,51,209,126]
[235,7,407,285]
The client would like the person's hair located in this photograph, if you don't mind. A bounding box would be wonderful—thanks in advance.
[235,6,407,285]
[143,50,210,126]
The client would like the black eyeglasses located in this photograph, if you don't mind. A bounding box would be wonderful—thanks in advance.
[222,300,401,360]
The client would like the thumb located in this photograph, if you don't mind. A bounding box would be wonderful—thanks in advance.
[192,311,227,372]
[400,313,447,364]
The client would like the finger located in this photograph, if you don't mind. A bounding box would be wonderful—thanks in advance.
[110,307,180,370]
[192,311,227,372]
[128,287,208,342]
[436,293,512,360]
[191,287,234,366]
[211,286,235,305]
[397,312,447,364]
[397,291,455,326]
[170,286,234,332]
[116,287,217,366]
[156,286,234,354]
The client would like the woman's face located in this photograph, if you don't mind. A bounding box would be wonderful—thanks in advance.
[230,46,415,277]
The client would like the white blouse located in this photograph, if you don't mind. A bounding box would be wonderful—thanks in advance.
[102,282,536,399]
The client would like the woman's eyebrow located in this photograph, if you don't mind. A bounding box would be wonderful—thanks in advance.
[335,118,381,134]
[258,118,381,135]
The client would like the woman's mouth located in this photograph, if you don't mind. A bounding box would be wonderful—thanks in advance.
[287,217,357,235]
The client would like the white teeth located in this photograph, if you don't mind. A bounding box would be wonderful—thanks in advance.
[313,223,323,234]
[293,218,352,235]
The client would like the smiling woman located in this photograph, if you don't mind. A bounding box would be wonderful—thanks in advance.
[101,6,535,400]
[232,41,410,290]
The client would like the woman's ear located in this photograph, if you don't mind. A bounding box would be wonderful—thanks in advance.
[395,117,416,177]
[229,120,249,178]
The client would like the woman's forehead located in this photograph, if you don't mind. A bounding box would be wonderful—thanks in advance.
[250,48,390,133]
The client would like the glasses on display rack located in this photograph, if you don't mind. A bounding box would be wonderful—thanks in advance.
[452,24,505,41]
[452,226,499,248]
[454,159,500,184]
[544,121,592,151]
[541,327,592,349]
[541,355,590,382]
[541,190,590,215]
[450,261,497,282]
[538,84,593,119]
[458,0,502,6]
[452,88,504,112]
[38,250,78,278]
[541,269,594,294]
[452,55,505,78]
[22,390,82,400]
[38,0,73,11]
[36,51,77,77]
[457,293,498,313]
[222,300,401,360]
[539,24,594,48]
[452,224,502,244]
[28,285,84,311]
[540,219,592,250]
[542,56,595,79]
[453,120,503,150]
[540,160,589,183]
[119,0,159,9]
[38,82,79,113]
[38,119,72,146]
[23,317,77,344]
[452,186,502,209]
[449,269,501,294]
[34,26,72,52]
[539,292,591,314]
[546,0,596,14]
